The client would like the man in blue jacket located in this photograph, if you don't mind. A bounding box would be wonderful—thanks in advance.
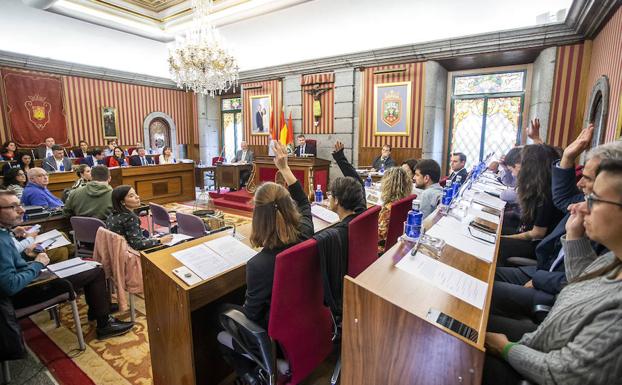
[21,168,63,208]
[490,125,622,327]
[0,189,133,339]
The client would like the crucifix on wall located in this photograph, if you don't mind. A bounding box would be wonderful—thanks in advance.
[304,83,332,127]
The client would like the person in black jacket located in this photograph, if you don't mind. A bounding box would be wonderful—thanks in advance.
[219,141,314,383]
[371,144,396,171]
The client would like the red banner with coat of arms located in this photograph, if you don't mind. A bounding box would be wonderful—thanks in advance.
[1,69,69,147]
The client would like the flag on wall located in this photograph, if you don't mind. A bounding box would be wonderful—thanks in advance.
[279,109,288,145]
[269,110,277,140]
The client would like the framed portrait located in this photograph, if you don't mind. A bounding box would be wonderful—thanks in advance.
[101,107,118,139]
[373,81,412,136]
[250,94,271,135]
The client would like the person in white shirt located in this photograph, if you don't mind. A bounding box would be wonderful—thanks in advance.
[42,145,72,173]
[231,141,254,164]
[158,146,176,164]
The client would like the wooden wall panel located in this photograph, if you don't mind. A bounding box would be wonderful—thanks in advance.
[585,6,622,141]
[241,80,282,147]
[359,63,425,149]
[0,66,195,148]
[358,147,422,168]
[548,43,591,148]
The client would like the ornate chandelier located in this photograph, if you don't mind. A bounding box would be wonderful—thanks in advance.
[168,0,239,96]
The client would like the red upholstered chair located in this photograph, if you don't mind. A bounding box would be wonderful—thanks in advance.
[347,205,381,277]
[439,176,449,187]
[384,194,417,252]
[219,238,333,384]
[212,156,224,165]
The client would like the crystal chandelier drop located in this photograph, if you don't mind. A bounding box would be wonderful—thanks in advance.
[168,0,239,96]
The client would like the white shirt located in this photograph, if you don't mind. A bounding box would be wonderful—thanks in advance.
[54,157,64,171]
[45,147,53,158]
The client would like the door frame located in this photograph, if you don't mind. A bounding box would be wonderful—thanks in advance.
[443,64,532,173]
[220,97,242,158]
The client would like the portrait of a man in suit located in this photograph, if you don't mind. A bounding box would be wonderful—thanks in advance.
[250,95,270,135]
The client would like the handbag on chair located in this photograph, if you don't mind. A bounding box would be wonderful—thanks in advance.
[0,297,26,360]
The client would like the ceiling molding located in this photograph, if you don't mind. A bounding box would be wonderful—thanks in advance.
[2,1,619,88]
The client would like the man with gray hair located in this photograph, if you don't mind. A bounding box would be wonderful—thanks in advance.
[63,165,113,220]
[490,124,622,335]
[21,168,63,208]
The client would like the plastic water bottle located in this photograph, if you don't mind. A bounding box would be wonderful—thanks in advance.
[442,186,453,205]
[315,185,323,203]
[380,164,385,173]
[148,148,153,155]
[59,163,65,172]
[365,174,372,188]
[404,200,423,239]
[69,150,75,158]
[452,175,462,196]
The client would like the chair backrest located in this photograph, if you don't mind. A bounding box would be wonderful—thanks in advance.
[347,205,381,277]
[212,156,224,166]
[70,216,107,244]
[268,238,333,384]
[176,212,207,238]
[384,194,417,251]
[305,139,317,147]
[149,202,172,231]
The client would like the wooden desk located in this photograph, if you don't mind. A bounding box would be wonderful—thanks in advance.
[216,163,252,190]
[341,213,502,385]
[109,163,195,204]
[195,165,216,188]
[22,213,71,234]
[253,156,331,198]
[47,171,78,199]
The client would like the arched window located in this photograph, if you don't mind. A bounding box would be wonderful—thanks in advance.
[585,76,610,147]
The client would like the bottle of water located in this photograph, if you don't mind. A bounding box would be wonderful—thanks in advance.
[380,164,385,173]
[452,175,462,196]
[69,150,75,158]
[315,185,323,203]
[365,174,372,188]
[405,200,423,239]
[59,163,65,172]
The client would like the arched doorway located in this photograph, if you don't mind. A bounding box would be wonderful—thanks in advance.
[149,118,171,152]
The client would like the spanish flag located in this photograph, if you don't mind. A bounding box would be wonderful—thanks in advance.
[269,110,277,140]
[279,109,288,145]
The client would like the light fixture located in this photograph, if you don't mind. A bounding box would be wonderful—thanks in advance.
[168,0,239,97]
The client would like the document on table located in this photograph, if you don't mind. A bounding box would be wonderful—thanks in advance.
[396,251,488,309]
[472,182,506,195]
[163,233,194,246]
[47,258,100,278]
[204,235,256,265]
[427,216,495,263]
[311,204,340,224]
[35,229,72,250]
[172,244,233,280]
[472,192,506,211]
[469,205,501,225]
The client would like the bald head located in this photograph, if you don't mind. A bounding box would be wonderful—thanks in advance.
[27,167,49,187]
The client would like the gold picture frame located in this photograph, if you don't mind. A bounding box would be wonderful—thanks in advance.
[102,107,118,139]
[249,94,271,135]
[373,81,411,136]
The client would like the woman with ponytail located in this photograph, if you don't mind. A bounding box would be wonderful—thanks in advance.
[244,141,314,328]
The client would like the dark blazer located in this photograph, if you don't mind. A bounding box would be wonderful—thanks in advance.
[41,156,73,172]
[242,181,313,328]
[294,142,317,157]
[73,148,88,158]
[35,146,53,160]
[79,156,104,167]
[371,155,396,171]
[332,148,367,214]
[449,168,468,184]
[232,149,254,163]
[129,155,155,166]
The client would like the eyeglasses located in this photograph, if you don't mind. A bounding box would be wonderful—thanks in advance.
[585,193,622,212]
[0,204,24,211]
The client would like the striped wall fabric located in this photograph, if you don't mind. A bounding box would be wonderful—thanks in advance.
[0,67,194,147]
[548,43,591,148]
[301,72,334,134]
[585,6,622,141]
[241,79,282,146]
[360,62,425,148]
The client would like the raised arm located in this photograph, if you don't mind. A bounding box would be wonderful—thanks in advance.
[331,141,364,187]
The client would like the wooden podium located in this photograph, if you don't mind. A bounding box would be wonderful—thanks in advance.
[109,163,195,204]
[341,212,503,385]
[253,156,331,198]
[216,163,253,190]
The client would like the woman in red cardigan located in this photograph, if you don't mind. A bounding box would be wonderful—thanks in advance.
[107,146,127,167]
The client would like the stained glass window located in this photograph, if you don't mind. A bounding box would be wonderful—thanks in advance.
[484,97,521,160]
[451,99,484,170]
[454,72,524,95]
[222,97,241,111]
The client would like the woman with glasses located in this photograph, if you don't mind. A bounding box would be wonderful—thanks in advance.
[484,159,622,385]
[2,168,27,199]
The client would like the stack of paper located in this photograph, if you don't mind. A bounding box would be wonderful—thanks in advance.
[396,251,488,309]
[311,204,340,224]
[48,258,100,278]
[472,192,506,211]
[426,216,495,263]
[172,235,257,281]
[35,230,72,250]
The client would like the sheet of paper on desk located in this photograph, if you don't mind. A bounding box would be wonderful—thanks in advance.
[396,251,488,309]
[469,205,500,224]
[172,244,234,280]
[427,217,495,263]
[35,229,71,250]
[204,235,256,265]
[472,182,506,195]
[472,192,506,211]
[311,204,340,224]
[47,258,100,278]
[163,233,194,246]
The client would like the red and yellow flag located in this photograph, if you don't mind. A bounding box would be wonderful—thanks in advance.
[279,109,295,145]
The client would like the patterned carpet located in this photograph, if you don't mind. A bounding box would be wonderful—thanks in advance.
[23,203,253,385]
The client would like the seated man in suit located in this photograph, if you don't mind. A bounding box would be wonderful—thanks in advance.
[35,137,56,159]
[80,148,105,167]
[0,189,133,339]
[21,168,63,208]
[371,144,396,171]
[129,147,155,166]
[231,141,254,187]
[73,140,90,158]
[294,134,317,157]
[413,159,443,219]
[448,152,468,184]
[42,145,73,173]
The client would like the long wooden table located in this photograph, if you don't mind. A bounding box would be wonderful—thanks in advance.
[341,209,503,385]
[108,163,196,204]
